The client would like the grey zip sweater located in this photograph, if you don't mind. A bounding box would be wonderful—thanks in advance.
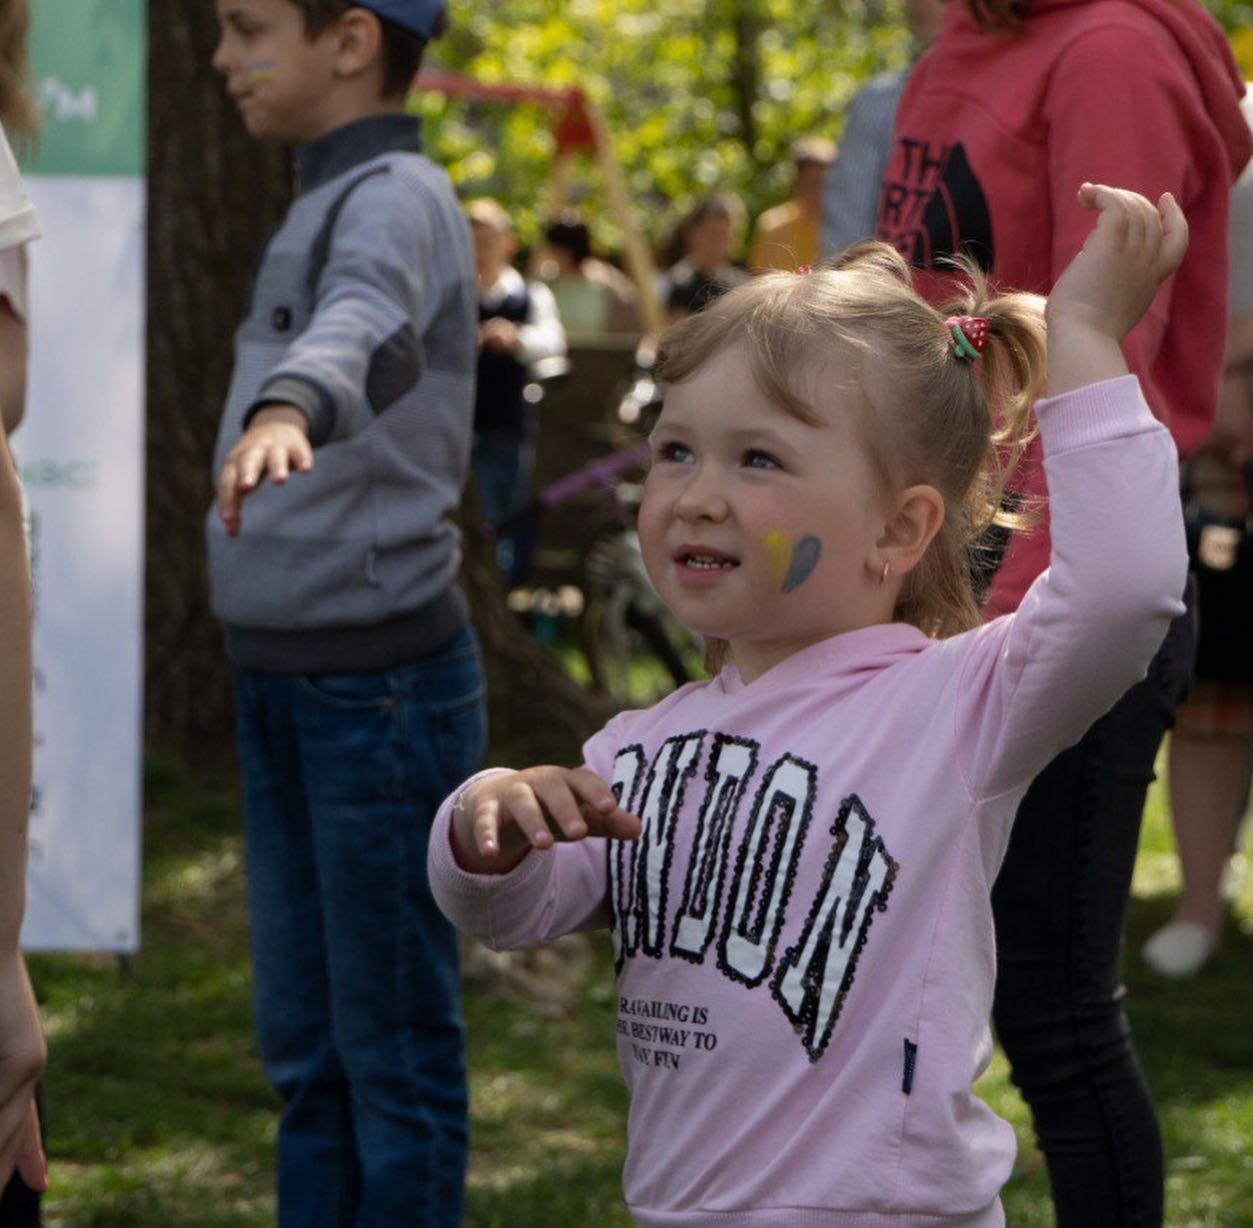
[206,115,477,673]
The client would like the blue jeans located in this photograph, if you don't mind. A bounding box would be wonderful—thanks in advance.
[992,603,1194,1228]
[233,627,487,1228]
[472,429,536,587]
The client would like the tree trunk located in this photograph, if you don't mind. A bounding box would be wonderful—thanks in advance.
[145,0,291,763]
[729,0,762,163]
[144,5,608,766]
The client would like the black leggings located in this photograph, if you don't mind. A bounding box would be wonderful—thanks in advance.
[992,606,1193,1228]
[0,1081,44,1227]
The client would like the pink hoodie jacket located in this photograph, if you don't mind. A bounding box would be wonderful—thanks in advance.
[430,377,1186,1226]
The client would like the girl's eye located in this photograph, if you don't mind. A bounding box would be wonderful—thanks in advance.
[654,440,693,464]
[744,449,780,470]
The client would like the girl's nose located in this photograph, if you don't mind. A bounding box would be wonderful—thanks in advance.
[674,465,728,522]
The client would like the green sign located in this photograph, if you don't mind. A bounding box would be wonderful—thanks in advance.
[23,0,145,177]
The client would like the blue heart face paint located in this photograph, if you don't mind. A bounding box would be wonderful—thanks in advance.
[781,534,823,593]
[765,530,824,593]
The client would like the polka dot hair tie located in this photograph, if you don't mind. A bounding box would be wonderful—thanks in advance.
[945,315,989,361]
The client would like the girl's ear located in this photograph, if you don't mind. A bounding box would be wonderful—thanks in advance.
[875,484,945,578]
[333,7,383,79]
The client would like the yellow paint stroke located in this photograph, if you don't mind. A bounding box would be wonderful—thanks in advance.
[243,60,276,86]
[764,529,791,581]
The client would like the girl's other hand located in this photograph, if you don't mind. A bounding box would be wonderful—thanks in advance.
[1045,185,1189,398]
[449,767,642,874]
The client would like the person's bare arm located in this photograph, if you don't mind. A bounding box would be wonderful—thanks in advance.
[0,433,46,1191]
[0,300,27,435]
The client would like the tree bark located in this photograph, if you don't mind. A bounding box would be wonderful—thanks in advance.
[144,4,608,765]
[145,0,291,762]
[729,0,762,163]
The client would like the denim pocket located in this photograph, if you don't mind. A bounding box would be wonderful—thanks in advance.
[430,685,487,791]
[297,669,396,712]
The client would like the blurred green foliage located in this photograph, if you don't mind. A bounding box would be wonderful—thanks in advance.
[417,0,910,254]
[416,0,1249,259]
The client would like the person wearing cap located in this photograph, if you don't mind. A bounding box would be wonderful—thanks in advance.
[208,3,483,1223]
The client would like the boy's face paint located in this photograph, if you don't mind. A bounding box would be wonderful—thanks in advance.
[242,59,276,86]
[764,530,824,593]
[212,0,343,144]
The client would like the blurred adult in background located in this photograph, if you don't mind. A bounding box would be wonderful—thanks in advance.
[1143,84,1253,979]
[747,136,835,271]
[877,0,1252,1222]
[467,197,566,588]
[0,0,46,1217]
[534,210,641,336]
[657,193,747,321]
[821,0,943,255]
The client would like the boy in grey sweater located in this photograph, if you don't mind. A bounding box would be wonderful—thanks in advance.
[207,3,483,1223]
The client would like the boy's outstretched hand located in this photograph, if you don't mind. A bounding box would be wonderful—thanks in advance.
[1046,183,1189,398]
[216,404,314,536]
[450,766,642,875]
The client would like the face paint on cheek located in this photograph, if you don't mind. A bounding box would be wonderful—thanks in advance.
[764,530,823,593]
[242,59,276,85]
[781,534,823,593]
[764,530,792,583]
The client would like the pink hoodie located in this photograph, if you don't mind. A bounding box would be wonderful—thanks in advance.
[877,0,1252,615]
[430,377,1186,1226]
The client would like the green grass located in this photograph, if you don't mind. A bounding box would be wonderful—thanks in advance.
[24,752,1253,1226]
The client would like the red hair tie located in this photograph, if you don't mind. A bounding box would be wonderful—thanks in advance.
[945,315,988,361]
[794,264,812,276]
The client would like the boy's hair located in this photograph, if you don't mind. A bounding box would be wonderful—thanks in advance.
[656,242,1047,661]
[295,2,447,98]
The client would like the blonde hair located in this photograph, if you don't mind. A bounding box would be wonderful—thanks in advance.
[655,241,1047,669]
[0,0,38,156]
[465,196,514,235]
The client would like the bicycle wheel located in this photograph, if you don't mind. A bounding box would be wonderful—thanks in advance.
[579,525,699,706]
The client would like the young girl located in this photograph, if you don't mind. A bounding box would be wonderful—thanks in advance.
[430,185,1187,1227]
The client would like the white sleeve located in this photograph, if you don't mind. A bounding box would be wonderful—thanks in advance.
[516,280,567,366]
[0,125,38,253]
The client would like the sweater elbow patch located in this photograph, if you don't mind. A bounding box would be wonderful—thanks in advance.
[366,323,424,415]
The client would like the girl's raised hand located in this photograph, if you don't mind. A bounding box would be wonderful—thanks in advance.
[1046,184,1189,397]
[450,766,642,874]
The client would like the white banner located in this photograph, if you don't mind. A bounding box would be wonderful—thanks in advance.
[18,176,145,952]
[17,0,146,952]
